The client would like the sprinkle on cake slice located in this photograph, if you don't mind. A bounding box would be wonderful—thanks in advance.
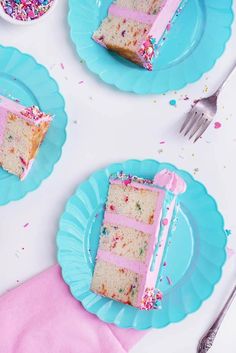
[93,0,187,70]
[91,169,186,310]
[0,95,52,180]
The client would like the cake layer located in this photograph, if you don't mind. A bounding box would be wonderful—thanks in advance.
[91,259,141,306]
[100,224,150,262]
[0,96,52,179]
[106,183,159,224]
[0,112,49,178]
[93,16,150,66]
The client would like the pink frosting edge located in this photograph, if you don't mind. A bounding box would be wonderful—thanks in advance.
[97,248,147,275]
[0,95,52,125]
[154,169,187,195]
[148,0,183,43]
[104,212,155,234]
[137,198,175,306]
[109,4,156,25]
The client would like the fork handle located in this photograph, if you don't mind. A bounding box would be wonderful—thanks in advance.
[215,62,236,96]
[197,285,236,353]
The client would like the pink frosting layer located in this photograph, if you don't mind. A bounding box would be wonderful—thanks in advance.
[109,4,156,25]
[0,95,25,112]
[0,95,52,127]
[154,169,186,195]
[104,212,154,234]
[137,197,175,305]
[97,249,146,275]
[148,0,183,42]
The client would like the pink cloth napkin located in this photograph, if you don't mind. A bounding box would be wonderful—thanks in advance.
[0,265,146,353]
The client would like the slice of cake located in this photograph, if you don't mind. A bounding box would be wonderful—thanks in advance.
[0,95,52,180]
[93,0,187,70]
[91,169,186,310]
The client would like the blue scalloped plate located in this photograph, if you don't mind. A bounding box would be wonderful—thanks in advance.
[0,45,67,205]
[68,0,233,94]
[57,159,226,330]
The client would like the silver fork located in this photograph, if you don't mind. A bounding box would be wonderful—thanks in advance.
[197,284,236,353]
[180,63,236,142]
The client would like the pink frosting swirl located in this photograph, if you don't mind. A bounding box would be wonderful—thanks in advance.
[153,169,186,195]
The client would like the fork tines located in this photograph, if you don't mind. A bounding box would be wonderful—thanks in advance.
[180,110,212,143]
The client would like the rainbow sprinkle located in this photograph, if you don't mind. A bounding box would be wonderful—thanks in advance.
[20,106,52,123]
[140,288,162,310]
[0,0,54,22]
[138,36,158,71]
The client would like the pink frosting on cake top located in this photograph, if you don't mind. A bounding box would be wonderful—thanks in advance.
[0,95,25,111]
[149,0,183,41]
[0,95,52,126]
[154,169,186,194]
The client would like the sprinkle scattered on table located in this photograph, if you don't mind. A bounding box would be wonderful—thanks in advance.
[160,141,165,144]
[225,229,232,237]
[169,99,177,107]
[78,80,84,84]
[166,276,172,285]
[214,122,222,129]
[60,63,65,70]
[23,222,29,228]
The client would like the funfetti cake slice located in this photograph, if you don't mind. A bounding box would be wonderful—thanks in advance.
[0,95,52,180]
[93,0,187,70]
[91,169,186,310]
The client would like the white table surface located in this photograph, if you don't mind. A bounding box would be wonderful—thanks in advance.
[0,1,236,352]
